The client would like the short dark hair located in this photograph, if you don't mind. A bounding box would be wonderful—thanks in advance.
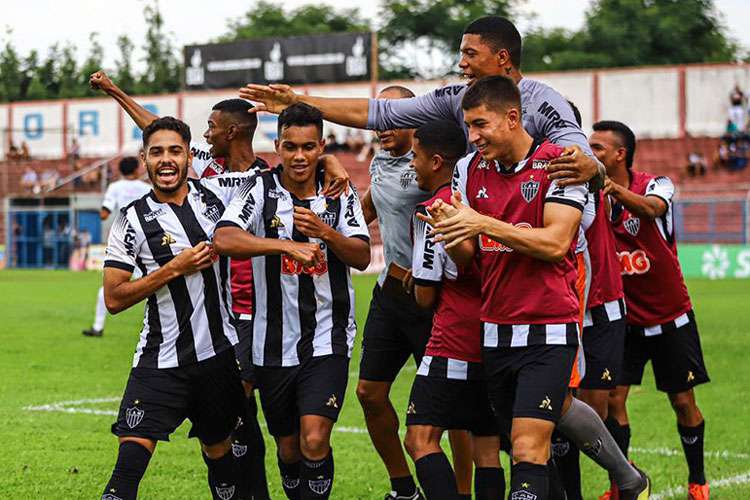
[592,120,637,168]
[212,99,258,130]
[277,103,324,139]
[463,16,522,68]
[142,116,191,148]
[461,75,521,113]
[378,85,415,98]
[118,156,139,176]
[414,120,467,165]
[567,100,582,128]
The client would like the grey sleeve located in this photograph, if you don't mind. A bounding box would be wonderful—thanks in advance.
[529,86,595,158]
[366,85,464,131]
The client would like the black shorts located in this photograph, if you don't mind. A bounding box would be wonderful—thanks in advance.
[482,343,577,424]
[406,371,497,436]
[359,283,433,382]
[580,300,627,390]
[111,348,245,445]
[255,354,349,437]
[621,310,710,393]
[233,316,256,384]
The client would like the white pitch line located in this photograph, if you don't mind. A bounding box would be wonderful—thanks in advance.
[651,471,750,500]
[631,446,750,461]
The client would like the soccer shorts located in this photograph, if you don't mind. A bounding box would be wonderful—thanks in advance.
[579,299,627,390]
[359,283,433,382]
[111,348,245,445]
[233,315,256,384]
[482,343,577,424]
[405,356,497,436]
[621,310,710,393]
[255,354,349,437]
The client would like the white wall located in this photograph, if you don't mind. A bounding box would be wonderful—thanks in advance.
[11,102,65,158]
[686,66,750,136]
[0,104,8,158]
[121,95,179,154]
[67,98,121,157]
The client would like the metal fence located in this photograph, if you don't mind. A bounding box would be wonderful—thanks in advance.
[674,193,750,244]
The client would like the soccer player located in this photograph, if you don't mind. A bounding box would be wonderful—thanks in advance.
[101,116,260,500]
[214,103,371,500]
[424,76,649,500]
[590,120,710,500]
[82,156,150,338]
[405,119,504,500]
[239,16,603,189]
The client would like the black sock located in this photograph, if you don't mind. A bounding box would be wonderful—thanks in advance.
[234,393,269,499]
[678,420,706,485]
[391,475,418,497]
[300,449,334,499]
[605,417,631,458]
[474,467,505,500]
[414,452,459,500]
[551,431,582,500]
[203,450,242,500]
[102,441,152,500]
[510,462,549,500]
[458,495,471,500]
[278,456,301,500]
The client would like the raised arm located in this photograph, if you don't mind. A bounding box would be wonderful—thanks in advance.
[605,176,670,220]
[90,70,158,130]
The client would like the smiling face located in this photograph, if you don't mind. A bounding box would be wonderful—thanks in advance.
[203,110,230,158]
[463,103,518,162]
[458,34,507,86]
[275,124,325,186]
[589,130,626,175]
[410,138,436,191]
[142,129,191,193]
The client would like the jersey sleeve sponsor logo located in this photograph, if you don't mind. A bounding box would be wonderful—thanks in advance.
[520,178,540,203]
[281,254,328,276]
[537,101,571,130]
[217,177,246,188]
[191,146,212,161]
[344,195,360,227]
[421,236,436,269]
[434,85,464,97]
[122,221,137,257]
[618,249,651,275]
[479,222,531,252]
[237,193,257,226]
[623,217,641,236]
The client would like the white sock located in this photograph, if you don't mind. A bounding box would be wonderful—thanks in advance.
[93,286,107,331]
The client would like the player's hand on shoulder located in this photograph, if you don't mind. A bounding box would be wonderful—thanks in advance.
[293,207,332,240]
[89,70,114,92]
[170,241,215,276]
[239,83,298,114]
[285,241,324,267]
[319,154,350,198]
[546,144,598,187]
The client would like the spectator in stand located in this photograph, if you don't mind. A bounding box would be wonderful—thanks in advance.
[69,138,81,162]
[40,167,60,191]
[20,142,31,160]
[729,85,746,133]
[325,132,345,152]
[345,129,365,153]
[7,142,20,161]
[687,152,707,177]
[20,165,39,193]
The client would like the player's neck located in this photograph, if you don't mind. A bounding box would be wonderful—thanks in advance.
[153,183,189,205]
[610,165,630,188]
[387,142,412,158]
[507,67,523,85]
[498,130,534,167]
[224,144,256,172]
[280,169,317,199]
[425,172,453,193]
[123,174,139,180]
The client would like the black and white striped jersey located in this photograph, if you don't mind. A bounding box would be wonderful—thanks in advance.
[217,168,370,367]
[104,171,259,369]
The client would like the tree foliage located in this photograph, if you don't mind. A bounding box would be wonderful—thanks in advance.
[138,2,181,94]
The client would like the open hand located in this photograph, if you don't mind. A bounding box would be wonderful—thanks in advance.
[546,145,597,187]
[238,83,298,114]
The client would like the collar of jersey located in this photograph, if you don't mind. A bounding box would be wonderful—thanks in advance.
[494,137,544,175]
[272,165,325,201]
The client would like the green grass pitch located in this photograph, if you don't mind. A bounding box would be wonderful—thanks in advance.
[0,270,748,498]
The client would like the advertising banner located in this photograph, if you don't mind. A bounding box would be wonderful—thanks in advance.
[679,244,750,279]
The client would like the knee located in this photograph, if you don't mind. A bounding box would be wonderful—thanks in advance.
[511,434,549,465]
[356,382,387,412]
[669,393,697,420]
[300,429,329,458]
[202,437,232,460]
[277,437,301,463]
[403,430,423,459]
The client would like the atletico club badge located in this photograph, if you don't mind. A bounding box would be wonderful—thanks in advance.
[520,176,540,203]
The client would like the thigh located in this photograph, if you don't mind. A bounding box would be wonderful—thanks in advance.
[255,364,300,438]
[396,302,434,366]
[620,325,653,386]
[111,367,190,442]
[513,345,577,424]
[297,355,350,423]
[652,312,710,393]
[358,286,413,382]
[580,317,626,390]
[188,349,247,446]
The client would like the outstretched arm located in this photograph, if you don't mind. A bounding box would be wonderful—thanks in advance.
[90,71,158,130]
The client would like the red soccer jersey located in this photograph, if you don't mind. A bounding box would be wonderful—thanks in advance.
[200,155,270,316]
[610,171,692,327]
[412,184,483,363]
[455,140,587,347]
[585,191,624,310]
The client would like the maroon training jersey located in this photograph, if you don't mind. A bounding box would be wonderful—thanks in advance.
[610,171,692,329]
[585,191,624,310]
[412,184,482,364]
[453,140,588,347]
[200,155,270,316]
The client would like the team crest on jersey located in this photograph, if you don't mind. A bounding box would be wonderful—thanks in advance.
[476,186,489,199]
[624,217,640,236]
[532,160,548,170]
[143,208,165,222]
[520,178,540,203]
[203,204,222,223]
[309,479,332,495]
[232,442,248,457]
[400,169,417,189]
[511,490,537,500]
[215,484,236,500]
[125,405,144,429]
[317,208,337,227]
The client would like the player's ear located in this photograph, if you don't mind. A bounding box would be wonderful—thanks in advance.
[496,48,511,70]
[186,143,193,169]
[274,139,280,154]
[432,153,443,172]
[507,107,520,129]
